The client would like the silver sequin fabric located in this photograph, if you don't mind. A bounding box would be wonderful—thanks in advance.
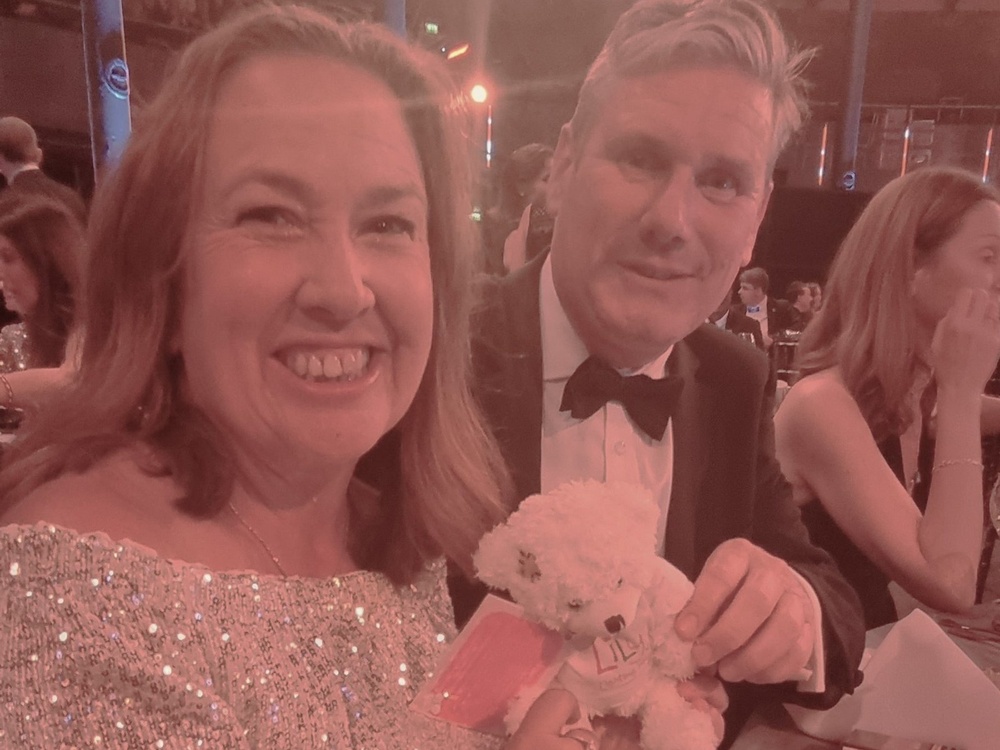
[0,323,29,373]
[0,523,503,750]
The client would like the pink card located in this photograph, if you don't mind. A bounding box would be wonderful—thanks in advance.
[411,595,568,736]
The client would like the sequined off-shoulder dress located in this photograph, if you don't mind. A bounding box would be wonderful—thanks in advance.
[0,524,502,750]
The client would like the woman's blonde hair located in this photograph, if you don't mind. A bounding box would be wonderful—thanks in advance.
[796,167,1000,441]
[0,5,509,583]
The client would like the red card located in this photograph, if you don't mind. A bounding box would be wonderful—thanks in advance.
[411,595,569,736]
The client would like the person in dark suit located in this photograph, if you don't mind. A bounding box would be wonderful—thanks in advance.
[707,292,765,350]
[0,117,87,224]
[737,266,794,349]
[451,2,864,747]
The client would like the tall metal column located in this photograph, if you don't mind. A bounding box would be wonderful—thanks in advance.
[81,0,131,172]
[834,0,874,191]
[384,0,406,38]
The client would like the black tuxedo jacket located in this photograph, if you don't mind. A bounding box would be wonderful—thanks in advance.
[722,306,764,350]
[452,255,864,736]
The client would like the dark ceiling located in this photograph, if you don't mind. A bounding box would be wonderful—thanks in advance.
[452,0,1000,105]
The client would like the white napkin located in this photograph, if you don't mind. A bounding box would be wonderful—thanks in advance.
[786,609,1000,750]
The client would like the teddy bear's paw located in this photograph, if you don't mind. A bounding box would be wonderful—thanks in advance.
[638,686,720,750]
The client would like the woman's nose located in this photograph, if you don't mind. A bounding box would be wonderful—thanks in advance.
[295,236,375,324]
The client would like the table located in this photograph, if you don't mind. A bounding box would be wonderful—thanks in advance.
[730,600,1000,750]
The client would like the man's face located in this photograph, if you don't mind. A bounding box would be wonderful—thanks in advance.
[547,67,774,368]
[738,281,766,307]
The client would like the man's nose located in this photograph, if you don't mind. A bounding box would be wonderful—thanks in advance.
[638,173,692,251]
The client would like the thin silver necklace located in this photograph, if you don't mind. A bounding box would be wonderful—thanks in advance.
[227,501,289,577]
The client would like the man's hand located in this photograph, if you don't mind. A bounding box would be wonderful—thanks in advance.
[674,538,815,684]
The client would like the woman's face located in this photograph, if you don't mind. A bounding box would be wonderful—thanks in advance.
[0,234,39,317]
[177,55,434,478]
[912,199,1000,329]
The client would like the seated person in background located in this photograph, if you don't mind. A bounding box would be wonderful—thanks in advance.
[0,194,83,372]
[481,142,552,276]
[707,288,764,350]
[0,8,513,748]
[0,115,88,223]
[806,280,823,312]
[785,280,814,332]
[775,167,1000,629]
[737,266,793,349]
[501,163,556,274]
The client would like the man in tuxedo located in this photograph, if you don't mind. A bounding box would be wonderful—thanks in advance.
[0,117,87,223]
[737,266,793,349]
[708,292,765,350]
[452,0,864,744]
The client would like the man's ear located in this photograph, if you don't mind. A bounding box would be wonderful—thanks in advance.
[544,123,577,217]
[742,179,774,268]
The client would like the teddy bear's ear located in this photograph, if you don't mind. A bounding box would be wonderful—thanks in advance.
[517,550,542,582]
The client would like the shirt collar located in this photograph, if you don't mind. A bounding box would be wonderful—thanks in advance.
[540,255,673,381]
[8,164,40,182]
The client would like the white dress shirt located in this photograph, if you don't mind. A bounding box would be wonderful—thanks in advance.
[537,257,825,692]
[745,296,770,343]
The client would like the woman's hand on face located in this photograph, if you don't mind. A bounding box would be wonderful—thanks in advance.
[931,287,1000,395]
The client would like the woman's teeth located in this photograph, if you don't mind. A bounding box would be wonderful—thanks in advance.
[285,348,370,382]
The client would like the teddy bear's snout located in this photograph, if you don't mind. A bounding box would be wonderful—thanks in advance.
[604,614,626,634]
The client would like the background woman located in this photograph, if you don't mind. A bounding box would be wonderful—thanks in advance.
[775,167,1000,628]
[0,193,83,371]
[0,7,513,747]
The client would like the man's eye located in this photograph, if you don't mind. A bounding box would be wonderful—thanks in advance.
[618,149,663,174]
[363,216,417,238]
[699,171,742,201]
[567,599,584,611]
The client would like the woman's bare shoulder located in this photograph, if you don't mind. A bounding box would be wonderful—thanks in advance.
[780,369,859,421]
[1,447,178,537]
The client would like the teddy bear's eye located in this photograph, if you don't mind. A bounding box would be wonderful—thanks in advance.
[567,599,584,611]
[616,577,624,589]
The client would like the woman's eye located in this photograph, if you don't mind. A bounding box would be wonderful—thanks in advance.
[363,215,417,239]
[235,205,299,229]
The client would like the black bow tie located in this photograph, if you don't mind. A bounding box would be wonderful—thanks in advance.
[560,356,683,441]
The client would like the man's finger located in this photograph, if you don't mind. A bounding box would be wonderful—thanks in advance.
[691,558,794,667]
[675,539,753,640]
[714,590,811,682]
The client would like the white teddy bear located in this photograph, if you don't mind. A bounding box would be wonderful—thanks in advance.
[473,480,720,750]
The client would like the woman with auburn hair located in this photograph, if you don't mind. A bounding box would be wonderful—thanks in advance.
[0,194,82,371]
[776,167,1000,628]
[0,6,517,747]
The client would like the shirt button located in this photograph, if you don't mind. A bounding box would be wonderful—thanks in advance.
[614,440,626,455]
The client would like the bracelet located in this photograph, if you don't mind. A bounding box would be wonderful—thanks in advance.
[932,458,983,472]
[0,374,12,408]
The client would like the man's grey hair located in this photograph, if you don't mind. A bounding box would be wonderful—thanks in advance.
[569,0,813,167]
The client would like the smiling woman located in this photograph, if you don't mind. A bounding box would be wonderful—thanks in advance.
[0,6,509,748]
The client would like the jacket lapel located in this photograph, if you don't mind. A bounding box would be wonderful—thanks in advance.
[476,257,546,502]
[663,336,713,577]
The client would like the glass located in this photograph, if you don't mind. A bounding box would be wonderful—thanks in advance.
[737,332,756,347]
